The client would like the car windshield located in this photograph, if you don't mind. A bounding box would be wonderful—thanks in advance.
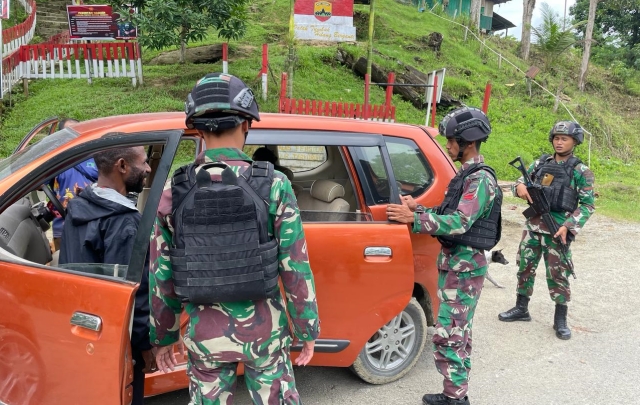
[0,128,79,181]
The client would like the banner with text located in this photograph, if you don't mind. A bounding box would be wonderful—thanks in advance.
[294,0,356,42]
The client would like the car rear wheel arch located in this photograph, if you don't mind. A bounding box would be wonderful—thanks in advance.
[413,283,435,326]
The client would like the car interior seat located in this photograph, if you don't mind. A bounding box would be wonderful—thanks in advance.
[296,180,350,220]
[0,198,53,265]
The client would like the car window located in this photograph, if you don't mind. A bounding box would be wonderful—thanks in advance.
[384,137,434,197]
[350,146,392,205]
[0,141,169,282]
[169,138,198,176]
[0,128,79,181]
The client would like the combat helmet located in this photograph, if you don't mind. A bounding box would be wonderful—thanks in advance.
[439,107,491,160]
[185,73,260,132]
[548,121,583,145]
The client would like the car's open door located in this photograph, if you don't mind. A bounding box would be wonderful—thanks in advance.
[0,130,181,405]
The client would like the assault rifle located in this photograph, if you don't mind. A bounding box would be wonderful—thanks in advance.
[509,156,576,279]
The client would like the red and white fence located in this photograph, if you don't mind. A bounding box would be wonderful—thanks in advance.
[1,0,36,58]
[1,48,21,97]
[21,42,143,86]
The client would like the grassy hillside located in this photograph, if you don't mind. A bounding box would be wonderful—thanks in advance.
[1,0,638,220]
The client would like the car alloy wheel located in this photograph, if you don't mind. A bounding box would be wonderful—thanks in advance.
[350,298,427,384]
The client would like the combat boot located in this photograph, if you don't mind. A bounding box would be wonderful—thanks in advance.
[498,294,531,322]
[553,303,571,340]
[423,393,470,405]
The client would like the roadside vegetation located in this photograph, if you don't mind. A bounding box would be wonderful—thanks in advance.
[0,0,638,221]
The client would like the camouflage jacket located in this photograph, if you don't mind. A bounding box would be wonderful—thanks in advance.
[149,148,320,361]
[512,154,595,236]
[412,155,497,272]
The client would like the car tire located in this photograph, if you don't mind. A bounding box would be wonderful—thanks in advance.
[350,297,427,384]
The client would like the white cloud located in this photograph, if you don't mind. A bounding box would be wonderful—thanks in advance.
[492,0,576,40]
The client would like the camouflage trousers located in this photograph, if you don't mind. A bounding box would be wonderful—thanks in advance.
[432,267,486,400]
[516,229,573,304]
[186,346,301,405]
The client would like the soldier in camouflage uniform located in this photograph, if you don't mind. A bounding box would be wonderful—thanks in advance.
[388,107,500,405]
[150,73,320,405]
[499,121,595,340]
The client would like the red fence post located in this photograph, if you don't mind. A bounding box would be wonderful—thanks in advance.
[261,43,268,101]
[279,73,288,113]
[430,76,438,128]
[385,72,394,110]
[222,43,228,74]
[482,81,492,113]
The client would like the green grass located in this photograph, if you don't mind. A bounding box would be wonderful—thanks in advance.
[1,0,639,222]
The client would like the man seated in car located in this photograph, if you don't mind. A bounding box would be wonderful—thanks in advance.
[59,146,155,405]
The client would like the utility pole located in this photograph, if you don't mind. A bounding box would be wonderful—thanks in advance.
[563,0,567,30]
[366,0,375,105]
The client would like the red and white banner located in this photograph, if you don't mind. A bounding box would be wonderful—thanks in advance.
[294,0,356,42]
[1,0,10,20]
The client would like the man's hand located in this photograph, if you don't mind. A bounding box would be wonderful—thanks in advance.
[294,340,315,366]
[155,343,185,373]
[515,183,533,204]
[554,225,569,245]
[387,197,416,224]
[141,348,158,374]
[400,194,418,211]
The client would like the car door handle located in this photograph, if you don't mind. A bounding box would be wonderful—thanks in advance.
[364,247,392,256]
[70,312,103,332]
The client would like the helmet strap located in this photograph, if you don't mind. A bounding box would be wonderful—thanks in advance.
[455,139,468,161]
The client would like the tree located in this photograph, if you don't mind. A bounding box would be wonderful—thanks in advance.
[571,0,640,68]
[470,0,482,30]
[112,0,250,64]
[521,0,537,61]
[531,2,585,111]
[578,0,599,91]
[531,3,584,70]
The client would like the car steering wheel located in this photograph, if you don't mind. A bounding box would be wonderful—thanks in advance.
[41,185,66,219]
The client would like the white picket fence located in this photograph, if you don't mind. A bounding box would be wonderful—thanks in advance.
[21,42,143,86]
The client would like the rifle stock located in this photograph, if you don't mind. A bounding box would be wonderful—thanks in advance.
[510,156,576,278]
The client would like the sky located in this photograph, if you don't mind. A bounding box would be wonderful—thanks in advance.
[492,0,577,40]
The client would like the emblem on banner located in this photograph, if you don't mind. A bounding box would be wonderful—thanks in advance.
[314,1,332,22]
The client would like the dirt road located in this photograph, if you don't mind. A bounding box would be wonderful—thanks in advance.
[148,202,640,404]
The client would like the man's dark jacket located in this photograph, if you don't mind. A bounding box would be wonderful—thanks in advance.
[59,185,152,352]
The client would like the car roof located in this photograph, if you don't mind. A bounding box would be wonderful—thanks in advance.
[70,112,438,140]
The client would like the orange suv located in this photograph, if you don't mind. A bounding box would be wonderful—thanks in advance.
[0,113,456,404]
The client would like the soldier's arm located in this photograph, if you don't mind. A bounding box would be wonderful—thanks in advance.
[270,175,320,342]
[563,165,596,235]
[412,173,495,235]
[149,215,182,347]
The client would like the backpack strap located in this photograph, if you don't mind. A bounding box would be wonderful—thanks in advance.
[239,161,274,243]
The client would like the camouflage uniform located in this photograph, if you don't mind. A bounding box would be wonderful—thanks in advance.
[150,148,320,405]
[513,157,595,304]
[412,155,497,400]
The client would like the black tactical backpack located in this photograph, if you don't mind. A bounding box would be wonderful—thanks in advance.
[169,161,279,304]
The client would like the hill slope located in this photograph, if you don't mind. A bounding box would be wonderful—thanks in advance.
[0,0,638,219]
